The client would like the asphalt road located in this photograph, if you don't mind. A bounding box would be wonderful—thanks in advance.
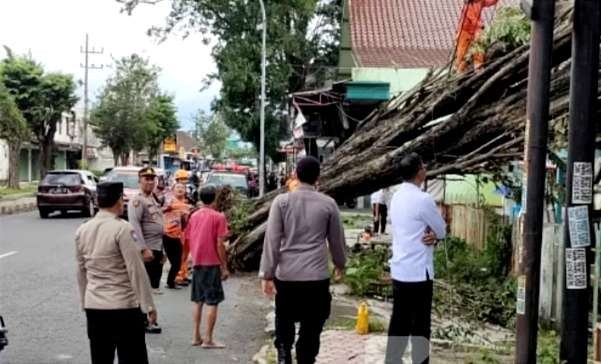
[0,211,270,364]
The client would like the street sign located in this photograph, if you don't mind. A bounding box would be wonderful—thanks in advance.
[163,137,176,153]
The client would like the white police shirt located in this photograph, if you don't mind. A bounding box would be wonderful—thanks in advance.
[371,190,383,205]
[389,183,447,282]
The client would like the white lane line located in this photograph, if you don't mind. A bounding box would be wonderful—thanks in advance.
[0,251,18,259]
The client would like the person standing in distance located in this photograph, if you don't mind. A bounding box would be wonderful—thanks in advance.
[260,156,347,364]
[75,182,157,364]
[128,167,165,333]
[385,153,446,364]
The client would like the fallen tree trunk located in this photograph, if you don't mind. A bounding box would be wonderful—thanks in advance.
[228,5,587,270]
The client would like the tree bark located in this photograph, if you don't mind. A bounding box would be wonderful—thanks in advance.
[7,141,21,188]
[120,153,129,166]
[39,138,54,178]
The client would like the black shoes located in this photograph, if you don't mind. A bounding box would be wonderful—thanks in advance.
[276,346,292,364]
[145,322,162,334]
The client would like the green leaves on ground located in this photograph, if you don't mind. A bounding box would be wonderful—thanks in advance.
[345,212,516,328]
[344,248,391,297]
[434,220,516,328]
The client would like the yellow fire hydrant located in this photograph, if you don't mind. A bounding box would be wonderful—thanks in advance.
[355,301,369,335]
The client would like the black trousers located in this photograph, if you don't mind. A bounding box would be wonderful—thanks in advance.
[86,308,148,364]
[374,203,388,234]
[144,250,164,289]
[163,235,182,287]
[385,279,433,364]
[274,279,331,364]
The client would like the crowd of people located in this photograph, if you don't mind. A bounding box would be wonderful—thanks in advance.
[75,166,232,363]
[74,153,446,364]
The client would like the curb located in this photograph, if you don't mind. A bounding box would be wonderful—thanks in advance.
[0,200,37,216]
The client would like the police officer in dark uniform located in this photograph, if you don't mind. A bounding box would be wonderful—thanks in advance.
[75,182,157,364]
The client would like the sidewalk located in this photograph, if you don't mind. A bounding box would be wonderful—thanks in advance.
[316,330,386,363]
[0,196,37,215]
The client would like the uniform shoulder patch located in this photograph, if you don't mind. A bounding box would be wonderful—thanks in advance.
[130,230,140,242]
[133,199,141,208]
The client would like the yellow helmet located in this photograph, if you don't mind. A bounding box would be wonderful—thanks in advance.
[175,169,189,180]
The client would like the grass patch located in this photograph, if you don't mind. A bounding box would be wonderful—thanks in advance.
[0,184,37,200]
[537,329,560,364]
[341,212,373,230]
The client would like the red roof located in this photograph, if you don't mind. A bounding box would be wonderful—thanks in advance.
[349,0,520,68]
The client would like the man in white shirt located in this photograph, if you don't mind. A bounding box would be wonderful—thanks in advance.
[385,153,446,364]
[371,190,383,234]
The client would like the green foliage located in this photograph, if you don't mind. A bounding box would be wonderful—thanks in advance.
[228,198,253,237]
[0,82,27,143]
[0,83,27,186]
[471,6,531,56]
[146,94,179,160]
[91,54,176,164]
[537,330,560,364]
[341,213,373,230]
[193,110,229,159]
[485,7,531,47]
[344,249,391,297]
[118,0,342,159]
[368,318,387,333]
[434,220,516,328]
[226,145,257,160]
[0,49,78,176]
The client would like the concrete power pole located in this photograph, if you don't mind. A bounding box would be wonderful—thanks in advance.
[560,0,600,362]
[80,33,103,168]
[515,0,555,362]
[258,0,267,197]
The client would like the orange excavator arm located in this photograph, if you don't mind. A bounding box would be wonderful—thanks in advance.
[454,0,499,72]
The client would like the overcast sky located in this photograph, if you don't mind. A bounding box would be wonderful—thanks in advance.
[0,0,220,131]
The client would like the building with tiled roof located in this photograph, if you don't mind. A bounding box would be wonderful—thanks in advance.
[339,0,520,95]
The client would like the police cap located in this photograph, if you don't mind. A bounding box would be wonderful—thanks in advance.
[138,167,157,177]
[97,182,124,208]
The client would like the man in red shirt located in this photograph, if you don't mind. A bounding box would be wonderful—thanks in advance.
[184,185,230,348]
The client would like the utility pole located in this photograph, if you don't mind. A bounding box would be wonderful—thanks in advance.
[258,0,267,197]
[560,0,600,362]
[80,33,103,168]
[515,0,555,362]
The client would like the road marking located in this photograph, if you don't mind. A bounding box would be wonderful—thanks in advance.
[0,251,18,259]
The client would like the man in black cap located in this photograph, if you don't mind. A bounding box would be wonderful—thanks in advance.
[75,182,157,364]
[260,156,347,364]
[128,167,165,333]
